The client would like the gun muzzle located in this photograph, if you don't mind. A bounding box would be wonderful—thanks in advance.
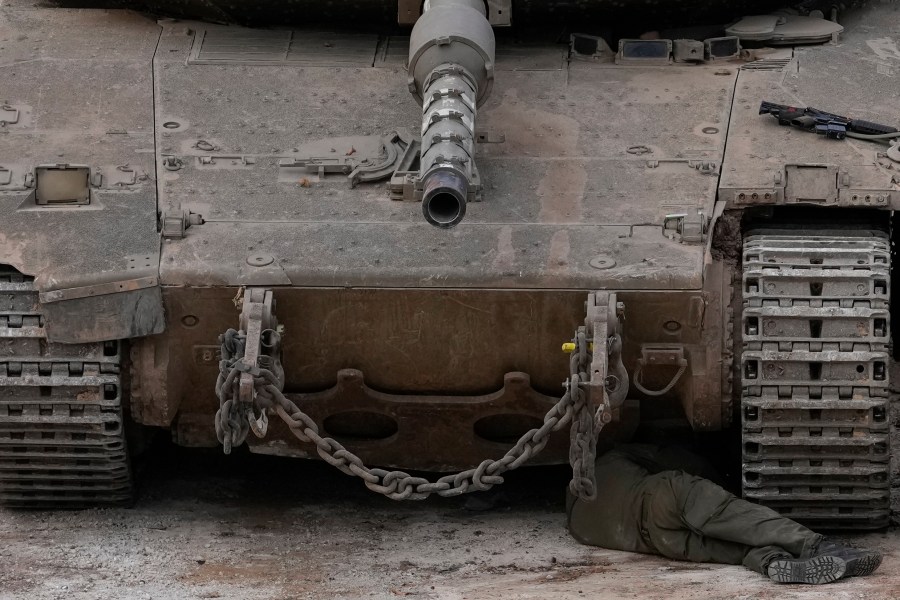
[422,169,467,228]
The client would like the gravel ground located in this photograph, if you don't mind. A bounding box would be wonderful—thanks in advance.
[1,441,898,600]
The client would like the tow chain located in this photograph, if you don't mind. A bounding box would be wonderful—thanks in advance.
[215,291,615,501]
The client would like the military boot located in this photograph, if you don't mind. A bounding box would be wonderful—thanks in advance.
[813,541,883,577]
[766,554,848,584]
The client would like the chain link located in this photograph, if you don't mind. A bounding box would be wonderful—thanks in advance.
[567,327,598,500]
[215,327,603,500]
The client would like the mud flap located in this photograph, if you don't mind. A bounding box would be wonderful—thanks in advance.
[39,277,165,344]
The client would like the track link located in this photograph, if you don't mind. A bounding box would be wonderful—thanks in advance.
[0,266,132,507]
[741,230,891,529]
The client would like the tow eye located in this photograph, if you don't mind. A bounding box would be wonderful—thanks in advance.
[633,345,688,397]
[214,288,625,501]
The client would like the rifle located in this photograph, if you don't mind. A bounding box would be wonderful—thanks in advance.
[759,101,898,140]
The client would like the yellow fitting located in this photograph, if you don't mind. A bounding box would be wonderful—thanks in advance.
[563,342,595,353]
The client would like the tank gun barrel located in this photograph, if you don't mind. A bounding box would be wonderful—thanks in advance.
[408,0,495,228]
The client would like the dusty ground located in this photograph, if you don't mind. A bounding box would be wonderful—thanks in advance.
[1,442,898,600]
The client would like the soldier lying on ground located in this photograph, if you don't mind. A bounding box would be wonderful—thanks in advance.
[566,444,883,584]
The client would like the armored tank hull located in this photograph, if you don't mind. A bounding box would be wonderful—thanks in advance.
[1,0,898,528]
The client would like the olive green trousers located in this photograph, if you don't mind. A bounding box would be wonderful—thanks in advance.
[567,446,823,574]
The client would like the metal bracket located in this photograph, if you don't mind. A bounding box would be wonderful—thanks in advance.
[633,345,688,397]
[387,139,421,202]
[645,159,718,175]
[570,33,614,61]
[39,276,158,304]
[838,189,891,206]
[279,155,358,179]
[731,162,894,207]
[237,288,283,406]
[349,131,409,187]
[197,155,256,168]
[639,345,687,367]
[388,144,483,204]
[108,164,139,187]
[161,209,204,239]
[584,292,628,416]
[278,131,412,188]
[0,105,20,127]
[885,140,900,164]
[673,39,705,63]
[663,212,708,244]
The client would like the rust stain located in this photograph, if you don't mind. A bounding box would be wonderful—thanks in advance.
[481,89,580,158]
[76,390,100,403]
[491,226,516,271]
[547,230,571,272]
[182,559,325,595]
[537,161,586,223]
[480,89,585,223]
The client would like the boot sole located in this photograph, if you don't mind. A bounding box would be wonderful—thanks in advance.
[767,555,847,584]
[846,552,882,577]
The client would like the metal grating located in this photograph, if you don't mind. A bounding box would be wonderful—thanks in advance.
[188,27,379,67]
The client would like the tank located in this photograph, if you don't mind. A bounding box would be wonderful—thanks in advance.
[1,0,898,528]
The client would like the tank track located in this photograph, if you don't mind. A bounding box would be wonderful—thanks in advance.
[0,266,132,507]
[741,230,891,529]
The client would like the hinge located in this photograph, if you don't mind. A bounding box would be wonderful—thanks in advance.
[161,209,204,239]
[663,212,709,244]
